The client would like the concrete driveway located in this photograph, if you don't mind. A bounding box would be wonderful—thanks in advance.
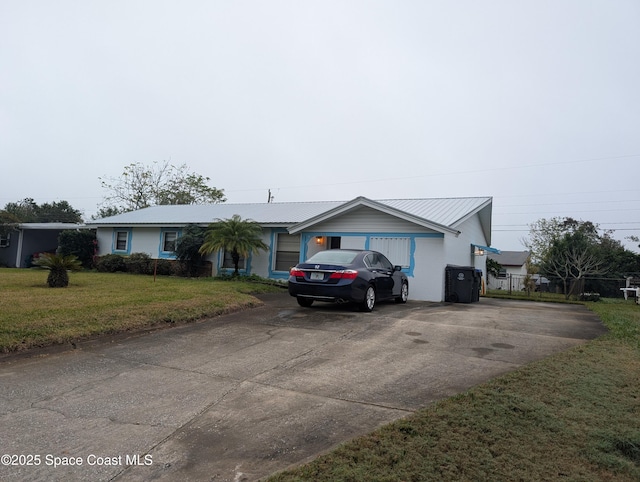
[0,294,606,481]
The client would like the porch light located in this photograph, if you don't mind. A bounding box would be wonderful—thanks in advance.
[315,236,324,245]
[473,246,485,256]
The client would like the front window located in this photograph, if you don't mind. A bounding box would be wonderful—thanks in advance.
[162,231,178,252]
[115,231,129,251]
[222,250,245,269]
[274,233,300,271]
[0,233,9,248]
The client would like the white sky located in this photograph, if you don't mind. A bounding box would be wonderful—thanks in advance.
[2,1,639,251]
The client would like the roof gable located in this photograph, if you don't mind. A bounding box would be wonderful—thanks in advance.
[287,196,461,235]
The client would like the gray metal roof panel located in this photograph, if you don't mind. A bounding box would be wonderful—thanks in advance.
[378,197,491,226]
[88,197,492,228]
[88,201,345,226]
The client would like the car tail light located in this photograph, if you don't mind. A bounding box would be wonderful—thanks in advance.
[290,268,305,277]
[329,270,358,280]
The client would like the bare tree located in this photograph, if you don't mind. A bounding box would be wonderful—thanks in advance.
[99,161,225,215]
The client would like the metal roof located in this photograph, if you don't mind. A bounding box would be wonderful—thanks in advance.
[488,250,530,266]
[18,223,88,230]
[87,196,492,229]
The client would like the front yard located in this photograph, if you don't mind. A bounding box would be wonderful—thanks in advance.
[0,268,282,353]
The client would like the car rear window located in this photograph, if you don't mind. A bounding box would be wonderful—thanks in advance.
[305,250,359,265]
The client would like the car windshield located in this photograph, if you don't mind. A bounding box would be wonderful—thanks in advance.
[305,250,358,265]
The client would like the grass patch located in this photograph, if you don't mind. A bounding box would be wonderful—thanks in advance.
[269,298,640,481]
[0,268,282,352]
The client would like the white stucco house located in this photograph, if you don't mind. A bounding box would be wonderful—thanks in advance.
[487,250,530,291]
[87,196,499,302]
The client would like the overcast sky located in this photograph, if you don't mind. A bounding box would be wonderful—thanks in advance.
[2,1,639,251]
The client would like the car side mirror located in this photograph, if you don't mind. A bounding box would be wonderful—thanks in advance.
[394,266,402,271]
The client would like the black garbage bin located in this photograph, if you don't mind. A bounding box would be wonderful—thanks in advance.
[445,265,477,303]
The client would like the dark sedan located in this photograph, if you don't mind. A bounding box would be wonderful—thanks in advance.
[288,249,409,311]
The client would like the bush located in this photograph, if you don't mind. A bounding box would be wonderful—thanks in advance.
[58,230,97,268]
[95,254,126,273]
[124,252,152,275]
[153,259,174,276]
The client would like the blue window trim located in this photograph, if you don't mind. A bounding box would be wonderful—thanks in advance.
[158,228,182,259]
[112,228,132,255]
[268,228,294,280]
[299,232,444,278]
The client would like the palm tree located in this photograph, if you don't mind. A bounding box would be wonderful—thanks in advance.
[199,215,269,275]
[33,253,83,288]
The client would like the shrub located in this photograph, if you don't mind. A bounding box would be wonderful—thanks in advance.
[33,253,82,287]
[58,229,97,268]
[153,259,174,276]
[124,252,152,275]
[95,254,126,273]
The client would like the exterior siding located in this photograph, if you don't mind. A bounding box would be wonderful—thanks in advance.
[309,206,441,234]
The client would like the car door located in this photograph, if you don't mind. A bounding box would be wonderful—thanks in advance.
[376,254,398,299]
[366,253,394,299]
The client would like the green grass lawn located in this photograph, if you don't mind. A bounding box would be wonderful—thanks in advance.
[0,268,283,352]
[268,298,640,481]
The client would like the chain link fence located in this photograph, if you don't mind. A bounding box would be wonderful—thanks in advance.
[487,273,637,299]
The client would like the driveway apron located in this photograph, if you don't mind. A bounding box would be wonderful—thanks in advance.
[0,295,606,481]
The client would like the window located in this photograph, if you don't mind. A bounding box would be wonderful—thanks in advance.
[369,237,410,268]
[115,231,129,251]
[498,268,507,279]
[162,231,178,252]
[0,233,9,248]
[274,233,300,271]
[222,250,245,269]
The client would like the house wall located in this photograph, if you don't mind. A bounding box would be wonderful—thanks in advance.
[0,231,20,267]
[488,265,528,291]
[442,215,489,300]
[96,227,182,259]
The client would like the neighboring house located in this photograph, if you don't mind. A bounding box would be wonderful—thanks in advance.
[87,196,499,302]
[487,250,530,291]
[0,223,88,268]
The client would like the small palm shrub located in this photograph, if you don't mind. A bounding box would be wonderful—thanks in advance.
[33,253,83,288]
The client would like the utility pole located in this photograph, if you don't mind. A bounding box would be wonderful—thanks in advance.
[267,189,274,203]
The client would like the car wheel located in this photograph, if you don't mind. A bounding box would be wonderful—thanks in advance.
[297,297,314,307]
[360,285,376,312]
[396,282,408,303]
